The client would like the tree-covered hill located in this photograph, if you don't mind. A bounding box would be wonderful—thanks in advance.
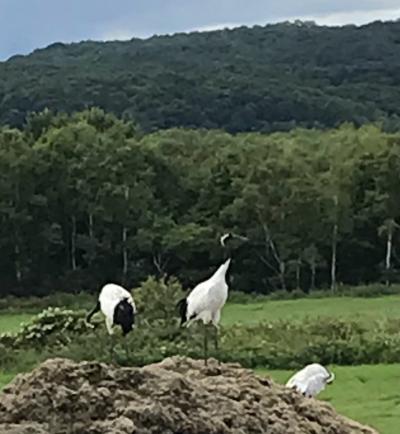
[1,20,400,132]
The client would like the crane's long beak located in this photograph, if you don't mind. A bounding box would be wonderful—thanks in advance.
[327,372,335,384]
[233,234,249,242]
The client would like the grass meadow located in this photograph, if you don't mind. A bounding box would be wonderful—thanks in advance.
[257,364,400,434]
[222,295,400,326]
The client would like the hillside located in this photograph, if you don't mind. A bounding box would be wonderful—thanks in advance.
[1,20,400,132]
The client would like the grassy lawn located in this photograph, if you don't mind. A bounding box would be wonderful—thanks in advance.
[259,364,400,434]
[0,372,16,389]
[3,295,399,337]
[0,313,36,390]
[0,313,35,333]
[2,294,400,331]
[222,295,400,325]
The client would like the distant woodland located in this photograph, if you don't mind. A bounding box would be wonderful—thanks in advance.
[1,20,400,133]
[0,21,399,295]
[0,109,399,294]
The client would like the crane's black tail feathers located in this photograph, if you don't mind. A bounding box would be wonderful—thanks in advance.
[176,298,188,326]
[114,298,135,336]
[86,300,100,323]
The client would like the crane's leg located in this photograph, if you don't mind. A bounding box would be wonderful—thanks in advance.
[213,324,219,352]
[105,318,115,362]
[214,325,222,366]
[109,335,116,363]
[203,323,209,366]
[124,335,131,360]
[212,312,221,365]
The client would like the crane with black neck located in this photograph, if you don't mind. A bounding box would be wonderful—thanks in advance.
[177,232,248,365]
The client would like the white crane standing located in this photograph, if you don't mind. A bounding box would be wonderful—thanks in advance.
[177,232,248,365]
[286,363,335,398]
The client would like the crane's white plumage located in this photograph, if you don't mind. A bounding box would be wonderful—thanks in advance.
[87,283,137,336]
[184,258,231,327]
[177,232,247,364]
[286,363,335,398]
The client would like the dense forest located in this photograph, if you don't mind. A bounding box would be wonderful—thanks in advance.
[1,20,400,132]
[0,108,399,295]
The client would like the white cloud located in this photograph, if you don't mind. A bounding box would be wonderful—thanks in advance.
[191,22,250,33]
[100,6,400,43]
[188,6,400,34]
[300,7,400,26]
[101,28,151,41]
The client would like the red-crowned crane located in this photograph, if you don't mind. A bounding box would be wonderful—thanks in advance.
[86,283,137,357]
[177,232,248,365]
[286,363,335,398]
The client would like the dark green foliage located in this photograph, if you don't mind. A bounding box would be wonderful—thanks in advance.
[2,21,400,132]
[0,292,93,313]
[262,284,400,300]
[134,276,184,324]
[0,110,400,294]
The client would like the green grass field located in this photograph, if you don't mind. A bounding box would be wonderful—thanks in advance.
[1,294,400,332]
[259,364,400,434]
[222,295,400,326]
[0,313,36,390]
[0,313,35,333]
[1,295,400,433]
[4,294,399,343]
[0,372,15,389]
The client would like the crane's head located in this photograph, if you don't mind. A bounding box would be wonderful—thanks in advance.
[326,371,335,385]
[220,232,249,247]
[220,233,232,247]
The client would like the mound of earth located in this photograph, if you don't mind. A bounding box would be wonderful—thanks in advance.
[0,357,377,434]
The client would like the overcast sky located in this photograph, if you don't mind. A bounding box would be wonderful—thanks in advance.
[1,0,400,60]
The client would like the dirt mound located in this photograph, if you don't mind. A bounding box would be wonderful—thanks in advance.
[0,357,377,434]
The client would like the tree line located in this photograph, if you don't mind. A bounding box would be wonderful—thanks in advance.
[1,20,400,133]
[0,108,399,295]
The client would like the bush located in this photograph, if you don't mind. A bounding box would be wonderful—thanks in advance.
[0,292,94,313]
[3,279,400,373]
[134,275,184,324]
[338,284,400,298]
[229,284,400,303]
[0,307,95,350]
[54,315,400,369]
[267,289,308,300]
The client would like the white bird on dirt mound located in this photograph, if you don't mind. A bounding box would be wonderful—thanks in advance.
[86,283,137,357]
[286,363,335,398]
[176,232,248,365]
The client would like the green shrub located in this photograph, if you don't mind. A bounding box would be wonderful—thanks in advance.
[0,292,94,314]
[340,284,400,298]
[134,275,183,324]
[2,279,400,372]
[3,312,400,370]
[0,307,95,349]
[228,291,268,304]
